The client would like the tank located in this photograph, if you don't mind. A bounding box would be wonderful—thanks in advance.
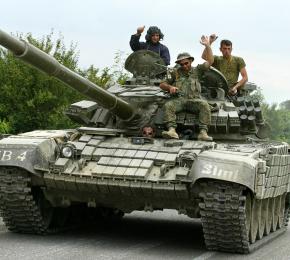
[0,29,289,253]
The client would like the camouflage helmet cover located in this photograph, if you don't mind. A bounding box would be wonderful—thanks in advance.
[175,52,194,63]
[145,26,164,42]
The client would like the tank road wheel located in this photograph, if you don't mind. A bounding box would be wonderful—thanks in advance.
[265,198,274,235]
[34,190,71,231]
[283,198,290,227]
[271,197,280,232]
[249,198,262,243]
[245,193,252,239]
[257,198,268,239]
[199,181,251,253]
[199,181,290,254]
[277,194,286,229]
[34,189,55,230]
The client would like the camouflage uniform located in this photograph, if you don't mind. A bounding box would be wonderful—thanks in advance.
[163,64,211,130]
[212,55,246,88]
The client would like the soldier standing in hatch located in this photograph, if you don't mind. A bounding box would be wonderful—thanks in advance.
[130,25,170,65]
[202,35,248,96]
[159,35,213,141]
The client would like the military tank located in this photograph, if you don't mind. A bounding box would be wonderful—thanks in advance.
[0,29,289,254]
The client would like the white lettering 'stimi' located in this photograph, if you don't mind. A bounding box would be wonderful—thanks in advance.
[201,163,239,180]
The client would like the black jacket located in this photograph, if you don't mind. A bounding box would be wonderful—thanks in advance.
[130,34,170,65]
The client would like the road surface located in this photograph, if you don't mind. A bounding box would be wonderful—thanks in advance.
[0,210,289,260]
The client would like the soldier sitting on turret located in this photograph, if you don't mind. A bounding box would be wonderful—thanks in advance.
[159,35,213,141]
[130,25,170,65]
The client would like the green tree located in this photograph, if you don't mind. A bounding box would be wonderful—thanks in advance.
[250,86,265,104]
[280,100,290,110]
[262,103,290,143]
[79,65,113,88]
[111,50,130,84]
[0,31,116,134]
[0,119,11,133]
[0,31,82,133]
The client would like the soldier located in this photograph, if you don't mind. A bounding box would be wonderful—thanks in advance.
[202,35,248,96]
[130,25,170,65]
[160,36,213,141]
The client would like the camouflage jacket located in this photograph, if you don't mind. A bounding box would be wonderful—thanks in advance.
[165,64,208,99]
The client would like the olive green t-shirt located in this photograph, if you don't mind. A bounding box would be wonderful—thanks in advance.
[212,55,246,87]
[164,64,208,99]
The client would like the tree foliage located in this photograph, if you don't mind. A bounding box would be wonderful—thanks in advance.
[247,87,290,143]
[0,31,128,134]
[0,31,82,133]
[262,103,290,143]
[279,100,290,110]
[250,86,265,104]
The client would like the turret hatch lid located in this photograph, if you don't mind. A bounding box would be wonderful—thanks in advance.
[125,50,166,77]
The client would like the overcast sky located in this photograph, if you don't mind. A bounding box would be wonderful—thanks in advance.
[2,0,290,104]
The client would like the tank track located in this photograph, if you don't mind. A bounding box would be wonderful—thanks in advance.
[0,167,55,234]
[199,181,289,254]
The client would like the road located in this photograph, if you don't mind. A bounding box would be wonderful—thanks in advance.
[0,210,289,260]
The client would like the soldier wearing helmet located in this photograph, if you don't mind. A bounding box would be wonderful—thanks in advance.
[130,25,170,65]
[160,35,214,141]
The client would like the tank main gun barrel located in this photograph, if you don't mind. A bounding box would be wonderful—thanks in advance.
[0,29,134,121]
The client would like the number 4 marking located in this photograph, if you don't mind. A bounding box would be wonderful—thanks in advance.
[17,151,27,161]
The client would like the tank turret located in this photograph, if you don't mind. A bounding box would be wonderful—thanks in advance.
[0,29,269,140]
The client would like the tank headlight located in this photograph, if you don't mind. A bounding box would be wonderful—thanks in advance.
[61,146,74,158]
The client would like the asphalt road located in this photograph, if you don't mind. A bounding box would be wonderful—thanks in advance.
[0,210,289,260]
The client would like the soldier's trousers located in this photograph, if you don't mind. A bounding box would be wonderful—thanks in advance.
[163,98,211,130]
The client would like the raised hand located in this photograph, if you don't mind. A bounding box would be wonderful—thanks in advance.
[200,35,210,46]
[137,26,145,35]
[209,34,218,44]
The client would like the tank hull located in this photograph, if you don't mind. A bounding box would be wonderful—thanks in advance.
[0,130,289,253]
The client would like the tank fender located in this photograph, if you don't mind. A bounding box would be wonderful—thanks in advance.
[0,136,57,174]
[190,150,258,192]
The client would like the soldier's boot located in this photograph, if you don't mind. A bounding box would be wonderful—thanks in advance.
[162,127,179,139]
[197,129,213,141]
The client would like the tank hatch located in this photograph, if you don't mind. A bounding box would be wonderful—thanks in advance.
[125,50,166,77]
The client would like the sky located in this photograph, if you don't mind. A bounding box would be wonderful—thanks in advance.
[2,0,290,104]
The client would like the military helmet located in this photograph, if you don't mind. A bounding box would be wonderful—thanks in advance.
[145,26,164,42]
[175,52,194,63]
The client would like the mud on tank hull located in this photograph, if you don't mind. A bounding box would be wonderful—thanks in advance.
[0,129,289,253]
